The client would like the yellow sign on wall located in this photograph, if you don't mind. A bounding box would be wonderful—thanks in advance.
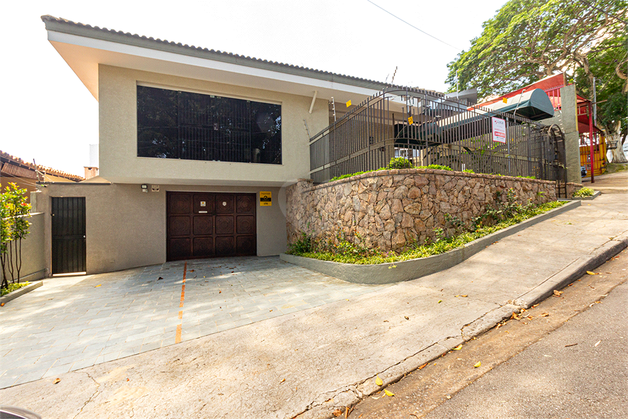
[260,191,272,206]
[408,116,414,125]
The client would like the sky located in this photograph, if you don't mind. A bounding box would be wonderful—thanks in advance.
[0,0,507,177]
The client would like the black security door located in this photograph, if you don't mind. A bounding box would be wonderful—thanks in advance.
[51,197,86,274]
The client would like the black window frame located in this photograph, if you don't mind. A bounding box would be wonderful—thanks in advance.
[136,85,282,165]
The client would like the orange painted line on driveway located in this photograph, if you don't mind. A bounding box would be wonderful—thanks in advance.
[175,324,182,344]
[175,261,187,344]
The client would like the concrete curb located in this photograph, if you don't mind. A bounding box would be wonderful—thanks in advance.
[513,230,628,308]
[298,230,628,419]
[0,281,43,306]
[282,200,581,284]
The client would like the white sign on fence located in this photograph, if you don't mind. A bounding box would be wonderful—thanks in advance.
[492,117,507,143]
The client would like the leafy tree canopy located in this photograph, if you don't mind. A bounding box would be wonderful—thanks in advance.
[446,0,627,100]
[446,0,627,159]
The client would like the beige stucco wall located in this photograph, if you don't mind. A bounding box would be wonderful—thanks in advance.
[34,183,287,275]
[0,212,45,282]
[98,64,329,185]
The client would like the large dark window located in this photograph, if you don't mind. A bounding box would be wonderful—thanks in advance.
[137,86,282,164]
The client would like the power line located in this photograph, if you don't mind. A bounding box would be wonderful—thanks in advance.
[366,0,463,51]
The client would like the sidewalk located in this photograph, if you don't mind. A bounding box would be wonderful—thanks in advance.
[1,183,626,419]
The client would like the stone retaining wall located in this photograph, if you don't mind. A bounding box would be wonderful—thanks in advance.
[286,169,576,252]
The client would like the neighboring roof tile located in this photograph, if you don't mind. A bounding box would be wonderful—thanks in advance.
[0,150,84,182]
[41,15,407,92]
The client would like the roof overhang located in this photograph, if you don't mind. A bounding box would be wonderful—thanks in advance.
[43,17,390,103]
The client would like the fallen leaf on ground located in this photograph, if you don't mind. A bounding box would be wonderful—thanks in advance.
[404,316,410,320]
[461,294,468,297]
[53,378,61,384]
[375,376,383,386]
[511,312,520,320]
[474,361,481,368]
[418,363,428,370]
[157,277,163,280]
[553,290,563,297]
[280,378,285,383]
[453,344,463,351]
[595,340,601,347]
[95,284,101,288]
[438,300,443,303]
[332,409,343,417]
[540,313,550,317]
[384,389,395,397]
[586,271,599,275]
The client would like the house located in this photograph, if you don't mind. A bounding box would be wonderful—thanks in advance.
[0,150,83,202]
[38,16,394,275]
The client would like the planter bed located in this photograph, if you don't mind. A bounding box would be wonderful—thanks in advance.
[281,200,581,284]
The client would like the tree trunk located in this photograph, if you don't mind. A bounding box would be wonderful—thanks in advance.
[610,138,628,163]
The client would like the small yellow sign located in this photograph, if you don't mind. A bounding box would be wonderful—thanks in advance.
[260,191,272,206]
[408,116,414,125]
[502,97,508,103]
[346,100,352,107]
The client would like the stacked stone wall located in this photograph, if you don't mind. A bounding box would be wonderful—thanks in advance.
[286,169,562,252]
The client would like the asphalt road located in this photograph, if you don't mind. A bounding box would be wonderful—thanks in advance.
[424,260,628,419]
[349,247,628,419]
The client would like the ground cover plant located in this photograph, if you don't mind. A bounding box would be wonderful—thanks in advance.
[328,157,535,182]
[573,187,594,198]
[1,281,30,297]
[287,189,566,265]
[329,158,453,182]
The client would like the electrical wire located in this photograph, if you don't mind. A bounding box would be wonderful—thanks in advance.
[366,0,463,51]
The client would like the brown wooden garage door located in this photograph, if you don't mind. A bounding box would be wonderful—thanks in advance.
[167,192,256,261]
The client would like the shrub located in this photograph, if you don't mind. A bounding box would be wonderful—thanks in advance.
[573,187,594,198]
[287,231,315,254]
[416,164,453,171]
[387,157,414,170]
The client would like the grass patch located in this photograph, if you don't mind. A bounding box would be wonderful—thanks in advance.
[288,200,566,265]
[1,281,30,297]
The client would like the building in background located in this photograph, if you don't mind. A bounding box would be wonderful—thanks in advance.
[0,150,83,202]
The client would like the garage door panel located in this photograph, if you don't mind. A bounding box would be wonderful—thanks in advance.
[236,236,256,255]
[169,238,191,260]
[215,236,236,256]
[193,216,213,235]
[193,237,214,257]
[169,216,191,236]
[236,194,255,214]
[194,194,215,214]
[215,215,234,235]
[216,194,235,214]
[169,194,192,214]
[236,215,255,234]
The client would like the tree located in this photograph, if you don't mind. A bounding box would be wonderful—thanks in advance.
[446,0,627,160]
[0,183,31,290]
[576,34,628,162]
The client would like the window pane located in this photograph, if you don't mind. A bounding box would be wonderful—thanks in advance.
[137,86,281,164]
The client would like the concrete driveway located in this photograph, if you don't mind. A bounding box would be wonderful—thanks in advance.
[0,256,388,388]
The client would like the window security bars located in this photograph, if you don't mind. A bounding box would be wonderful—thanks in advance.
[137,86,282,164]
[309,88,566,189]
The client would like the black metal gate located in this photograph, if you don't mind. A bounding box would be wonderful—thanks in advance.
[51,197,86,274]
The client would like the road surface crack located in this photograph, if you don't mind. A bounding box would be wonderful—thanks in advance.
[72,372,101,419]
